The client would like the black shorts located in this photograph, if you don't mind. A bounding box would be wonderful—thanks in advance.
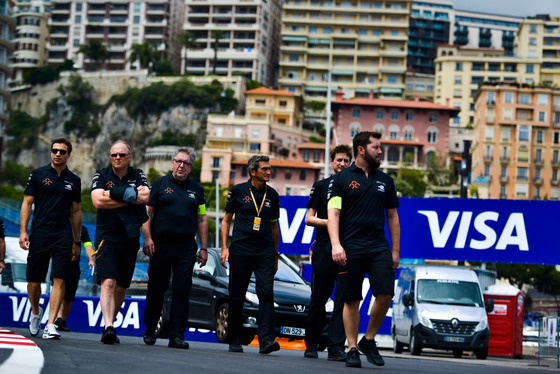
[27,237,74,283]
[338,250,395,303]
[62,262,81,302]
[95,238,139,289]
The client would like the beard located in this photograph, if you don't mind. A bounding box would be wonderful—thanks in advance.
[364,152,381,170]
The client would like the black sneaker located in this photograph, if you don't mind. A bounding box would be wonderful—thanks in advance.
[54,318,70,332]
[304,349,318,358]
[358,337,384,366]
[229,343,243,353]
[168,337,190,349]
[101,326,117,344]
[327,349,347,361]
[259,340,280,354]
[345,347,361,368]
[143,330,156,345]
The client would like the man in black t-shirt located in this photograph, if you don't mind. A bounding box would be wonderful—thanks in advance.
[91,140,149,344]
[19,138,82,340]
[220,155,280,355]
[327,131,400,368]
[142,147,208,349]
[303,144,352,361]
[54,225,94,332]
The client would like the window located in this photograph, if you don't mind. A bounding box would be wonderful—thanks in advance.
[391,110,398,120]
[554,169,559,182]
[517,167,528,181]
[554,132,560,145]
[252,129,259,139]
[538,111,546,122]
[500,185,506,198]
[529,38,537,46]
[519,94,530,104]
[299,169,306,181]
[427,130,437,143]
[212,157,220,168]
[289,55,299,62]
[285,169,292,180]
[484,164,490,177]
[454,76,462,84]
[134,2,142,12]
[215,127,223,137]
[309,27,317,33]
[429,113,437,123]
[485,145,492,159]
[387,75,397,84]
[75,15,81,23]
[279,100,287,107]
[504,92,513,104]
[515,184,528,197]
[554,150,559,164]
[455,62,463,71]
[501,165,507,178]
[323,27,332,34]
[76,3,83,11]
[536,149,542,163]
[485,126,494,140]
[518,147,529,162]
[285,187,292,196]
[519,125,529,141]
[538,94,548,106]
[241,166,247,177]
[302,149,309,161]
[529,25,537,33]
[405,112,413,121]
[536,130,543,143]
[133,15,140,24]
[249,143,260,152]
[313,150,320,162]
[73,39,80,46]
[352,108,360,118]
[503,108,513,120]
[376,110,383,119]
[487,92,495,105]
[526,64,534,73]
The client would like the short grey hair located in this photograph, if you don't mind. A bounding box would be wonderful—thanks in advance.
[110,140,131,154]
[174,147,197,165]
[248,155,270,172]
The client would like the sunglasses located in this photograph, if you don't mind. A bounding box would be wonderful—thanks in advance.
[173,159,191,166]
[111,153,129,158]
[51,148,68,155]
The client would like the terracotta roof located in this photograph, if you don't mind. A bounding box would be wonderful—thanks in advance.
[381,140,424,146]
[296,142,327,149]
[332,97,460,112]
[232,159,321,169]
[245,87,299,97]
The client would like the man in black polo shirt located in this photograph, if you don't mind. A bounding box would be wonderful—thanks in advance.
[19,138,82,340]
[220,155,280,355]
[142,147,208,349]
[91,140,149,344]
[327,131,400,368]
[304,144,352,361]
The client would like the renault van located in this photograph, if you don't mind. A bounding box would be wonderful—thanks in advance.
[391,266,493,359]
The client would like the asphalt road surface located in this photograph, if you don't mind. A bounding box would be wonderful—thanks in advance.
[1,328,558,374]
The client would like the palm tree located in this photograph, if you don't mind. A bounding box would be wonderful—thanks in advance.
[127,42,157,70]
[174,30,198,74]
[211,30,225,75]
[77,40,109,71]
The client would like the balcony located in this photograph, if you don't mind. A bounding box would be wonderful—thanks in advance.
[516,176,529,182]
[500,156,509,163]
[500,193,507,199]
[484,155,492,162]
[552,179,559,186]
[500,175,508,183]
[533,177,543,185]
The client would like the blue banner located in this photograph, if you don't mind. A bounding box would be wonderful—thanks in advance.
[278,196,560,265]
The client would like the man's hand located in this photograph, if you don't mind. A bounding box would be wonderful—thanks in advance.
[137,186,149,205]
[0,262,5,275]
[71,242,81,262]
[392,249,400,270]
[331,243,347,266]
[198,250,208,267]
[220,248,229,268]
[19,233,29,250]
[143,237,155,257]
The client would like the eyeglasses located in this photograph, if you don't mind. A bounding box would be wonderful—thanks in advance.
[51,148,68,155]
[173,159,191,166]
[111,153,129,158]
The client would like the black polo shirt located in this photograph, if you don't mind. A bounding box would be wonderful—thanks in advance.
[327,163,399,258]
[148,173,206,240]
[306,176,333,244]
[91,166,148,243]
[225,179,280,256]
[81,225,91,244]
[24,164,81,241]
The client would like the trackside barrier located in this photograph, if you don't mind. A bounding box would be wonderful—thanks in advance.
[538,317,560,368]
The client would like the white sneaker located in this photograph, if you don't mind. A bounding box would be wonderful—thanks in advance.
[29,307,43,337]
[42,323,61,339]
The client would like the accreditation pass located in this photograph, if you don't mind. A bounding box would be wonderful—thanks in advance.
[253,216,261,231]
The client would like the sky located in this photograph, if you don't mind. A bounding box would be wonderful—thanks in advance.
[450,0,558,18]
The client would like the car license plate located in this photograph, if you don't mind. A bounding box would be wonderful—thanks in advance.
[444,336,465,343]
[281,326,305,337]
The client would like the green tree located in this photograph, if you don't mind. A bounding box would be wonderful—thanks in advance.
[127,42,157,70]
[211,30,225,75]
[23,60,75,86]
[5,110,40,155]
[245,79,263,90]
[58,75,100,136]
[394,167,427,197]
[426,151,456,186]
[153,59,174,75]
[80,188,97,214]
[0,162,31,187]
[174,30,199,74]
[190,158,201,183]
[147,167,162,184]
[0,185,24,200]
[532,266,560,316]
[78,40,109,71]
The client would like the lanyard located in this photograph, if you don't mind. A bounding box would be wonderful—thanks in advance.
[249,186,267,216]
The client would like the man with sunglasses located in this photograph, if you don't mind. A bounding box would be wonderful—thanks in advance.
[141,147,208,349]
[91,140,149,344]
[19,138,82,340]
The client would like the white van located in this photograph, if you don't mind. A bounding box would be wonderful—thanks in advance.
[0,237,47,294]
[392,266,494,359]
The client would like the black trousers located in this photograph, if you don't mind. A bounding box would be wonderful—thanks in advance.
[143,238,197,339]
[304,241,345,352]
[228,254,276,345]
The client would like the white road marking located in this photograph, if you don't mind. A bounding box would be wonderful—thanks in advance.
[0,329,44,374]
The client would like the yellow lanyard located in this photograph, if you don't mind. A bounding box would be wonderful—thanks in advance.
[249,186,267,217]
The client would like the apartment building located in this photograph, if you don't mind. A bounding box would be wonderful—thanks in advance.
[434,45,538,128]
[11,0,49,85]
[0,0,13,128]
[200,87,318,194]
[517,15,560,87]
[181,0,281,88]
[452,9,521,56]
[331,89,459,173]
[47,0,181,71]
[279,0,411,102]
[472,83,560,200]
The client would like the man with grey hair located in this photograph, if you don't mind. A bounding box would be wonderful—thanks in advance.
[141,147,208,349]
[91,140,150,344]
[220,155,280,354]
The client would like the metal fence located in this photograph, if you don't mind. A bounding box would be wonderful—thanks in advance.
[538,317,560,368]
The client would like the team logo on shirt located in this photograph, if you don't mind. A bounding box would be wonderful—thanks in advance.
[243,196,252,203]
[349,181,360,189]
[264,200,271,208]
[377,181,386,192]
[105,181,115,188]
[42,178,52,186]
[65,183,73,191]
[164,187,174,194]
